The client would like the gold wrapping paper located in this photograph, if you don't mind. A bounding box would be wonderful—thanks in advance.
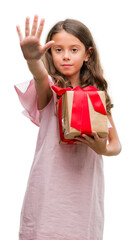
[60,91,108,140]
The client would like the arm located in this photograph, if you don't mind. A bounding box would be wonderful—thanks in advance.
[16,15,55,109]
[75,114,122,156]
[104,114,122,156]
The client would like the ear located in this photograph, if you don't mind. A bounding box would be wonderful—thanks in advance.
[84,47,93,62]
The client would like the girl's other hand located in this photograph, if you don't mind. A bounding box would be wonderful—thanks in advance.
[75,132,108,155]
[75,114,122,156]
[16,15,54,61]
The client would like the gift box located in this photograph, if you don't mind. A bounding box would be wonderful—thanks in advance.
[52,85,108,144]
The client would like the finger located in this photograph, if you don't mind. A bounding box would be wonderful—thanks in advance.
[42,40,55,53]
[25,17,30,37]
[16,25,23,42]
[75,137,88,145]
[75,138,86,144]
[36,18,45,39]
[31,15,38,36]
[91,131,99,141]
[82,134,94,142]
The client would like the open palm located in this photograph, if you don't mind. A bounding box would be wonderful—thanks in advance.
[16,15,54,61]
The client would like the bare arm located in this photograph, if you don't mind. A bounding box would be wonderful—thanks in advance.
[16,15,55,109]
[75,114,122,156]
[104,114,122,156]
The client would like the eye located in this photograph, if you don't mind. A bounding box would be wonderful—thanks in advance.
[72,48,78,52]
[56,48,62,52]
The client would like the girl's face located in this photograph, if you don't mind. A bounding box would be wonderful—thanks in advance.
[51,30,90,86]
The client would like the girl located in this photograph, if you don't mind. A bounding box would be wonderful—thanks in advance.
[16,15,121,240]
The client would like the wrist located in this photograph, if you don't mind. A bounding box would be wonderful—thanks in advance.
[27,59,48,82]
[27,59,42,65]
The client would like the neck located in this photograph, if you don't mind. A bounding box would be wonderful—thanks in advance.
[68,74,81,88]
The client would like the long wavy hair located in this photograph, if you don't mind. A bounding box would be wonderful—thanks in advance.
[43,19,113,114]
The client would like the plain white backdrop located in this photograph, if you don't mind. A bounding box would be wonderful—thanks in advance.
[0,0,136,239]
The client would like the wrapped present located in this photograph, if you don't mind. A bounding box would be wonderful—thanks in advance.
[52,85,108,144]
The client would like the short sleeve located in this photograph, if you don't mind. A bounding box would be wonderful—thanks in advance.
[14,75,56,126]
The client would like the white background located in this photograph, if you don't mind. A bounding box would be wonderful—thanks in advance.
[0,0,136,239]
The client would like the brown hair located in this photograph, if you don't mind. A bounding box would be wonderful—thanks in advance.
[43,19,113,114]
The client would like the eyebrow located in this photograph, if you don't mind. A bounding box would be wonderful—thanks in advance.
[53,44,81,48]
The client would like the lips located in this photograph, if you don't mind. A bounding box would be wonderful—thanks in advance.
[61,64,72,67]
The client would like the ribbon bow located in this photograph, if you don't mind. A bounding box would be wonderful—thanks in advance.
[52,85,107,143]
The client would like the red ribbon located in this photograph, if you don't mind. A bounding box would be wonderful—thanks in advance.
[52,85,107,144]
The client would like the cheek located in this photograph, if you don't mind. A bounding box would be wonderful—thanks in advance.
[74,58,84,69]
[51,55,59,69]
[52,54,60,65]
[74,53,86,65]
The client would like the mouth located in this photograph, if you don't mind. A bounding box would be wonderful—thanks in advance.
[61,64,72,67]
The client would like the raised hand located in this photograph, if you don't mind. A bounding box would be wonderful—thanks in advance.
[16,15,54,61]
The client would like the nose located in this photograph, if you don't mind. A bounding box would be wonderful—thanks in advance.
[63,50,70,60]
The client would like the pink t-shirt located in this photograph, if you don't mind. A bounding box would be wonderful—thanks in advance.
[15,76,105,240]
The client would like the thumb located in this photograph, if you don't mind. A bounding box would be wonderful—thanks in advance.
[42,40,55,53]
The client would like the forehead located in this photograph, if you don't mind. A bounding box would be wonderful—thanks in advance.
[52,30,84,47]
